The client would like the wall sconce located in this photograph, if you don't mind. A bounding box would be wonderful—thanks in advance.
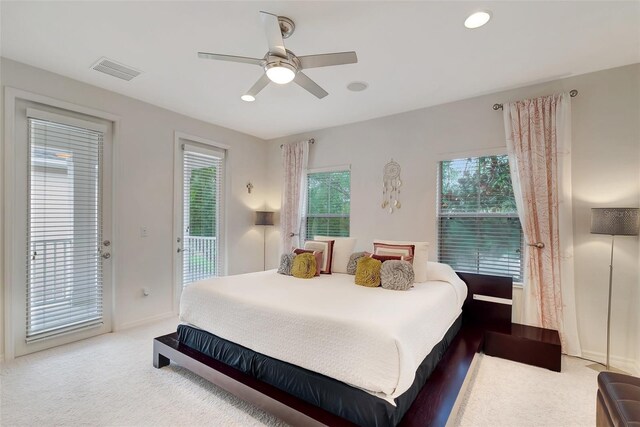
[246,182,254,194]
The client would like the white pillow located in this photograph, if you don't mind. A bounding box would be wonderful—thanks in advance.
[314,236,356,274]
[373,240,429,282]
[426,261,455,282]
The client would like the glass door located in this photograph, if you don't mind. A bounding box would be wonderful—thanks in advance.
[177,142,225,287]
[12,105,112,357]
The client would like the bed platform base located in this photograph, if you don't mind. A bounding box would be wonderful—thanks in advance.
[154,333,349,426]
[153,272,512,426]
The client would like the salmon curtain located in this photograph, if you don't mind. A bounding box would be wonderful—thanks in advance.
[503,93,581,356]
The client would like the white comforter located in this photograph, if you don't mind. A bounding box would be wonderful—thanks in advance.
[179,268,467,402]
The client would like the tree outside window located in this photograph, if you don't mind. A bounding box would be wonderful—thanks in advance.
[305,170,350,239]
[438,155,523,281]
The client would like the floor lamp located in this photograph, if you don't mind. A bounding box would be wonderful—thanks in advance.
[255,211,274,271]
[590,207,639,371]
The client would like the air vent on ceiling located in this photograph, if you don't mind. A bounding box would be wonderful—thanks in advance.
[91,57,141,81]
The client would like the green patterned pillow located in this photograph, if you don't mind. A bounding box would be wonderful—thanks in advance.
[291,253,317,279]
[355,257,382,287]
[347,251,367,275]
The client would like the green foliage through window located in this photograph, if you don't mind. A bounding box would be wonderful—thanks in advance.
[189,166,217,237]
[305,170,350,238]
[438,155,523,281]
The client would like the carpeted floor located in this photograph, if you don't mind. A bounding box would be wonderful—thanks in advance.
[1,318,598,426]
[455,352,598,426]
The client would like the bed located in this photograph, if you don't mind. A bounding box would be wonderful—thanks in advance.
[154,266,513,426]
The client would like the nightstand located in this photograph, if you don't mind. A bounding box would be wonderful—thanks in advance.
[484,323,562,372]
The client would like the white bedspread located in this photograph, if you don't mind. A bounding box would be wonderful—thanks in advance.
[179,269,467,402]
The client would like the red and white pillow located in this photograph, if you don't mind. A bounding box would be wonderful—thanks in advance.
[314,236,356,274]
[303,240,335,274]
[373,240,429,282]
[364,252,413,263]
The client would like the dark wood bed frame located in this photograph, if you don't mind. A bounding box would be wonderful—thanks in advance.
[153,272,513,426]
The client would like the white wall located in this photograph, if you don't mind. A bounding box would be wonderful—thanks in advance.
[266,64,640,370]
[1,58,269,357]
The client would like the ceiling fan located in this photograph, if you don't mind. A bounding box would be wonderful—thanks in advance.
[198,11,358,101]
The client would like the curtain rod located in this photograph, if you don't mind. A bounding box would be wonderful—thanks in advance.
[492,89,578,111]
[280,138,315,149]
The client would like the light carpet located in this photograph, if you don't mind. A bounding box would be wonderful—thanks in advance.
[455,353,598,427]
[1,318,598,426]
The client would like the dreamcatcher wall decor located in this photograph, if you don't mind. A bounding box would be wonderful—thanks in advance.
[382,159,402,213]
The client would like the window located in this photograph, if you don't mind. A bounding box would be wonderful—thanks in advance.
[437,155,523,281]
[182,145,224,285]
[305,169,350,239]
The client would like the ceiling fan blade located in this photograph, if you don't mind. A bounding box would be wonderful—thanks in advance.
[298,52,358,69]
[198,52,263,66]
[260,11,287,58]
[294,72,328,99]
[245,74,271,98]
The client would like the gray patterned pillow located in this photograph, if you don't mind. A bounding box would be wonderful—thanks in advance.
[347,252,367,275]
[380,260,414,291]
[277,253,296,275]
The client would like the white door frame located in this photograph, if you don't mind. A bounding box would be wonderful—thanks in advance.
[172,132,230,313]
[3,87,120,360]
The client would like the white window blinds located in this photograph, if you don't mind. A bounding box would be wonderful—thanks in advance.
[27,117,104,341]
[438,155,524,281]
[182,145,224,286]
[305,170,350,239]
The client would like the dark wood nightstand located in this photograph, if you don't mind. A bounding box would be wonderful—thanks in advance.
[484,323,562,372]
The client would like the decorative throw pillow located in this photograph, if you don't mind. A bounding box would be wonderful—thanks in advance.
[426,261,455,282]
[293,249,323,276]
[291,253,318,279]
[303,240,334,274]
[373,242,415,262]
[347,252,367,275]
[374,240,429,282]
[354,257,382,287]
[277,253,296,275]
[381,260,415,291]
[365,252,412,263]
[314,236,356,274]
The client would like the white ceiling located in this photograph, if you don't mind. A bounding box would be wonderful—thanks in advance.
[2,1,639,140]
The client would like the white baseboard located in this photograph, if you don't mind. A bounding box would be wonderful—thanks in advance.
[115,311,176,331]
[581,349,640,375]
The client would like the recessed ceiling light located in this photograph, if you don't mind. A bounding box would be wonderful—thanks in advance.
[347,81,368,92]
[464,11,491,29]
[241,94,255,102]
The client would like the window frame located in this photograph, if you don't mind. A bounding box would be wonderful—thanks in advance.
[303,165,351,240]
[436,152,524,283]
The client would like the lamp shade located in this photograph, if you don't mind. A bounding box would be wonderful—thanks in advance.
[255,211,274,226]
[591,208,639,236]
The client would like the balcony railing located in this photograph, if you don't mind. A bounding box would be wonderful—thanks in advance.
[183,236,217,285]
[29,238,74,306]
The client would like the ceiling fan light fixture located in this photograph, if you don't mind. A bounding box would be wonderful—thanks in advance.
[265,63,296,84]
[241,94,256,102]
[464,11,492,29]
